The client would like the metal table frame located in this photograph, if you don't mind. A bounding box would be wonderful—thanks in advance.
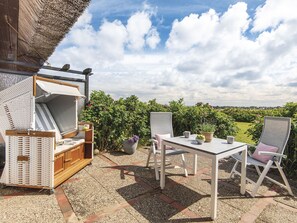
[160,136,247,220]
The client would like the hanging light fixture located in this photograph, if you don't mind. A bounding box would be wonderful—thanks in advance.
[60,64,70,71]
[83,68,92,74]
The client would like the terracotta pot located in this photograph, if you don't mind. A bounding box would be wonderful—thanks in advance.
[201,132,214,142]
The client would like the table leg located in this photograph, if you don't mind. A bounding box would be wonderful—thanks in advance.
[193,154,198,175]
[240,146,247,194]
[210,156,218,220]
[160,142,166,189]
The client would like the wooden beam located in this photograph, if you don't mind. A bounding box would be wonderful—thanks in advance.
[6,130,56,138]
[33,74,37,96]
[0,0,19,70]
[36,76,80,89]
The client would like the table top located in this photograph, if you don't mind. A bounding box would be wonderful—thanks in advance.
[162,135,246,155]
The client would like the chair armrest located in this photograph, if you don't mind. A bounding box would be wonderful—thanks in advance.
[149,139,158,144]
[258,151,287,159]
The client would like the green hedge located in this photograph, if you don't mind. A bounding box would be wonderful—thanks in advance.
[80,91,237,151]
[80,91,296,179]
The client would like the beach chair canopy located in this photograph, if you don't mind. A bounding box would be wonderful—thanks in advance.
[35,80,85,135]
[0,76,85,142]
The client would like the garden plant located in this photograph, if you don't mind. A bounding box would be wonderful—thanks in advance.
[80,91,297,179]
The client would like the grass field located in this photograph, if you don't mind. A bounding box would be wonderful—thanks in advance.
[235,122,255,144]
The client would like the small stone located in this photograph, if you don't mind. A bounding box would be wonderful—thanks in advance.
[94,149,100,155]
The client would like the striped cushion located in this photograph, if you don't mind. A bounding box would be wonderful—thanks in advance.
[35,103,62,140]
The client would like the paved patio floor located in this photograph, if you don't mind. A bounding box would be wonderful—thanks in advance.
[0,148,296,223]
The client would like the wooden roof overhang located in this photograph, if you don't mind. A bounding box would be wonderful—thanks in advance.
[0,0,90,73]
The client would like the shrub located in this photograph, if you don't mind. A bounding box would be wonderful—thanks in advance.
[169,101,237,138]
[80,91,237,151]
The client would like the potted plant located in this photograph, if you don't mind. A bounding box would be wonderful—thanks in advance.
[123,135,139,155]
[196,134,205,144]
[200,123,216,142]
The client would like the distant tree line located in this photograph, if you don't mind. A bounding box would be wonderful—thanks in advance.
[219,107,283,122]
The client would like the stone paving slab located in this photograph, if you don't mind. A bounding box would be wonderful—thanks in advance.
[126,193,182,222]
[256,203,297,223]
[186,196,244,223]
[103,150,149,166]
[274,194,297,209]
[85,155,118,174]
[217,184,261,213]
[89,166,153,203]
[61,171,119,220]
[0,192,63,223]
[0,147,296,223]
[92,208,140,223]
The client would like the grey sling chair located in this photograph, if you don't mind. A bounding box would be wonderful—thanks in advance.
[146,112,188,180]
[230,116,293,197]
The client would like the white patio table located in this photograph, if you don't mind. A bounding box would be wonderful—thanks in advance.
[160,136,247,220]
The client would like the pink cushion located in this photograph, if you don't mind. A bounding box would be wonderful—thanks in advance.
[155,134,171,149]
[252,142,278,163]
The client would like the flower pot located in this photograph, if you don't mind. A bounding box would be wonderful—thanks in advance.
[196,139,205,145]
[201,132,214,142]
[123,140,138,155]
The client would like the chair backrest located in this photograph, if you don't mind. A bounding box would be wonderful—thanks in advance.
[150,112,174,138]
[259,116,291,162]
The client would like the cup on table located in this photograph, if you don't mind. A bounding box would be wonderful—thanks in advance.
[183,131,191,138]
[227,136,235,144]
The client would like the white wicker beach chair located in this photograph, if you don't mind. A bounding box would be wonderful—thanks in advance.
[230,116,293,197]
[0,76,93,191]
[146,112,188,180]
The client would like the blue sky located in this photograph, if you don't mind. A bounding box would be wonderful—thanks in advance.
[48,0,297,106]
[88,0,264,47]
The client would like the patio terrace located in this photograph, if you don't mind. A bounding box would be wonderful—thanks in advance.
[0,147,296,223]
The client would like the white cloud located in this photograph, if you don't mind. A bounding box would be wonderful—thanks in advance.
[166,2,250,51]
[252,0,297,32]
[125,5,160,51]
[218,3,250,39]
[166,10,219,51]
[127,11,153,50]
[49,1,297,107]
[53,6,159,63]
[58,10,95,48]
[145,28,160,49]
[73,9,93,28]
[97,20,128,59]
